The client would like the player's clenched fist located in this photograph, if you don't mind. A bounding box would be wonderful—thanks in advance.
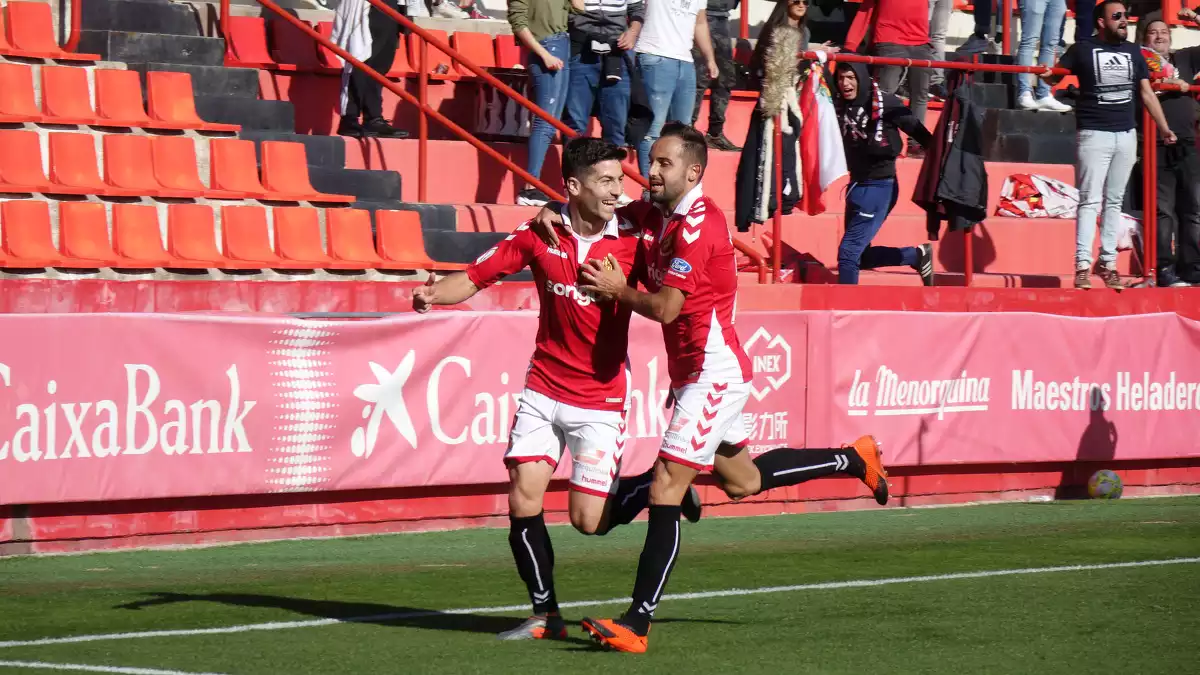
[412,276,437,313]
[579,253,626,300]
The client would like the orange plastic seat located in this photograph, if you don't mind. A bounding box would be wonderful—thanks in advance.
[146,71,240,132]
[94,69,188,130]
[40,65,101,124]
[325,208,383,266]
[112,204,174,266]
[261,141,354,203]
[387,34,414,77]
[167,203,247,268]
[409,30,459,80]
[0,63,43,122]
[209,138,270,199]
[48,132,139,196]
[103,134,195,198]
[4,2,100,60]
[224,16,276,68]
[375,209,466,271]
[1,200,62,267]
[451,32,495,77]
[150,135,244,199]
[272,207,341,268]
[271,19,334,73]
[495,34,523,70]
[315,22,343,70]
[59,202,127,266]
[220,205,282,265]
[0,129,50,192]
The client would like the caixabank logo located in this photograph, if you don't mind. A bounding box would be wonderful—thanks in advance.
[743,327,792,402]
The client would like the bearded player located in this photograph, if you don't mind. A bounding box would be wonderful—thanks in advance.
[412,137,701,642]
[530,123,889,653]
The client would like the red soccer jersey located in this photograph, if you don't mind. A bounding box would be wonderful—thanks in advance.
[466,211,643,412]
[621,186,753,389]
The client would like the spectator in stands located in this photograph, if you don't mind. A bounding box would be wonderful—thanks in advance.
[691,0,741,151]
[1015,0,1073,112]
[565,0,644,151]
[332,0,410,138]
[928,0,953,100]
[1140,18,1200,287]
[833,62,935,285]
[957,0,996,54]
[633,0,719,177]
[844,0,934,158]
[1040,0,1176,289]
[510,0,573,206]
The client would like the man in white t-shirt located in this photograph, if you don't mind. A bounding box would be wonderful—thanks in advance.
[633,0,719,177]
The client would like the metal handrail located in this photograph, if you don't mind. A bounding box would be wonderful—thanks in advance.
[64,0,83,53]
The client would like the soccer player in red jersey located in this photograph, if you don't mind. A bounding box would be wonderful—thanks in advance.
[530,123,890,653]
[412,138,700,642]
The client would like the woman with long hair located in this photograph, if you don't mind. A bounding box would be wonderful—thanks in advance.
[733,0,836,232]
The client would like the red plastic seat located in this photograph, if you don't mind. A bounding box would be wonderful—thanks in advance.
[451,32,495,77]
[387,34,414,77]
[271,18,334,73]
[1,200,62,267]
[150,135,244,199]
[48,132,139,196]
[224,16,276,68]
[325,208,383,266]
[59,202,125,266]
[315,22,343,70]
[146,71,240,132]
[261,141,354,203]
[40,65,101,124]
[494,34,523,70]
[0,63,43,123]
[273,206,359,269]
[94,69,189,130]
[375,209,466,271]
[220,205,282,265]
[0,129,50,192]
[4,2,100,60]
[409,30,459,80]
[209,138,268,198]
[103,134,197,197]
[167,203,246,268]
[112,204,174,266]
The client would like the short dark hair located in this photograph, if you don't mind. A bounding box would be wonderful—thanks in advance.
[659,122,708,173]
[1095,0,1127,28]
[561,137,626,183]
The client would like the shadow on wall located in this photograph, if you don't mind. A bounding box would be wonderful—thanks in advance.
[1056,385,1118,499]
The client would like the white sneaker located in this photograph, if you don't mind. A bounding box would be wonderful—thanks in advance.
[433,1,469,19]
[1017,92,1042,111]
[1037,95,1073,113]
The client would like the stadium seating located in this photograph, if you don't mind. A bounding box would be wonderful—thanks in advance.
[450,31,496,76]
[40,66,101,125]
[221,205,285,265]
[0,130,51,192]
[387,35,415,77]
[146,72,241,132]
[0,63,44,123]
[326,208,385,267]
[59,202,125,266]
[376,209,466,271]
[3,1,100,60]
[261,141,355,203]
[49,132,140,196]
[224,16,276,68]
[315,22,344,70]
[409,29,459,80]
[494,34,522,69]
[112,204,175,267]
[273,207,342,268]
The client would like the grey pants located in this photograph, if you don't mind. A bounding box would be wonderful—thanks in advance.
[1075,129,1137,269]
[928,0,953,86]
[873,42,933,129]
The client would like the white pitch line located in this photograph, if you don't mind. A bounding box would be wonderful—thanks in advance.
[0,660,229,675]
[1,557,1196,650]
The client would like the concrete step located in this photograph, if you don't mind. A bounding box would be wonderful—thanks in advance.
[238,131,346,168]
[195,94,295,131]
[310,166,402,202]
[423,229,510,264]
[82,0,203,37]
[129,63,260,99]
[78,30,225,66]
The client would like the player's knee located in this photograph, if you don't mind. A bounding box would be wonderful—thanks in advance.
[508,468,548,517]
[569,508,604,535]
[648,459,697,505]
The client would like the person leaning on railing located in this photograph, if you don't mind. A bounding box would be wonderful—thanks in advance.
[509,0,573,207]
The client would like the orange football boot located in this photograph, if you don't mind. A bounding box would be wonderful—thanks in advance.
[845,435,889,505]
[581,617,649,653]
[497,614,568,641]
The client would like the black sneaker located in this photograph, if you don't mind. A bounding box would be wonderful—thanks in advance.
[1158,267,1190,288]
[362,117,409,138]
[914,243,934,286]
[336,117,364,138]
[681,485,702,523]
[955,33,993,55]
[517,188,550,207]
[929,82,949,102]
[705,134,741,152]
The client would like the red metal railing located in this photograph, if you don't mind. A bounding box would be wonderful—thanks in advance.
[220,0,769,283]
[64,0,83,53]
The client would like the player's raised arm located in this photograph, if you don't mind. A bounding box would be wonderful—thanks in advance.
[411,273,480,313]
[414,226,537,312]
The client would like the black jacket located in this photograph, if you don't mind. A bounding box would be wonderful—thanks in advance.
[833,62,932,182]
[913,77,989,239]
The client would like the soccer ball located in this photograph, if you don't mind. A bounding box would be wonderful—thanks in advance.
[1087,470,1123,499]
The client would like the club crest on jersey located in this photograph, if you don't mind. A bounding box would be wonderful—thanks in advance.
[670,258,692,275]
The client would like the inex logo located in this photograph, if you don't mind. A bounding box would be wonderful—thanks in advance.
[744,327,792,402]
[544,280,596,307]
[351,352,418,458]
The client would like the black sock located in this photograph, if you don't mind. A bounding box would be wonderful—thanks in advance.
[602,468,655,532]
[753,447,862,493]
[620,504,682,635]
[508,513,558,615]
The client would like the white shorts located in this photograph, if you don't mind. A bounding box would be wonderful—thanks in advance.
[504,388,627,498]
[658,380,752,471]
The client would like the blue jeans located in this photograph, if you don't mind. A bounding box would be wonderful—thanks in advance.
[526,33,570,183]
[838,179,920,285]
[565,51,631,146]
[1016,0,1066,99]
[636,52,696,176]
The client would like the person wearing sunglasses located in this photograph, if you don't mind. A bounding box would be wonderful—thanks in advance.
[1040,0,1176,290]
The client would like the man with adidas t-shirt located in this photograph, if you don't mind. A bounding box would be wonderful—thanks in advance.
[413,137,701,642]
[529,123,891,653]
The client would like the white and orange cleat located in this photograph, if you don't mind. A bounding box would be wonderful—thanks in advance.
[845,435,889,505]
[497,614,568,641]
